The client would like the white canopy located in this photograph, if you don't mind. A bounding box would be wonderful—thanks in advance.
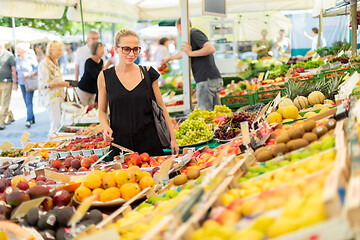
[0,26,61,43]
[139,25,178,39]
[0,0,315,22]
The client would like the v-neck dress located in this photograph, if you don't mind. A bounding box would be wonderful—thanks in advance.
[103,66,164,160]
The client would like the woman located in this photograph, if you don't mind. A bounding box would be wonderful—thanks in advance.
[252,29,273,59]
[98,30,179,160]
[154,37,169,69]
[15,43,38,128]
[76,42,112,107]
[273,29,291,59]
[38,40,70,137]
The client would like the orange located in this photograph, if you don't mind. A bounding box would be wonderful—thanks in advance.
[89,170,106,179]
[100,187,121,202]
[11,176,27,186]
[57,182,82,193]
[120,183,141,200]
[74,185,92,202]
[139,171,151,180]
[114,170,134,187]
[28,182,37,188]
[92,188,105,201]
[139,176,155,190]
[84,175,102,190]
[128,166,142,182]
[101,172,116,189]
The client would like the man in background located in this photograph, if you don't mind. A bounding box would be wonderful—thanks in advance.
[0,40,17,130]
[304,27,326,52]
[74,31,99,81]
[162,18,223,111]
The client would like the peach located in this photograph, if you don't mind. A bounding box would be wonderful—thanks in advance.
[81,157,91,168]
[140,153,150,162]
[51,159,62,169]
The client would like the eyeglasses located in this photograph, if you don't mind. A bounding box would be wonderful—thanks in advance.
[117,46,141,55]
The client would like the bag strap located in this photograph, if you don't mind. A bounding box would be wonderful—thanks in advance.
[140,65,156,101]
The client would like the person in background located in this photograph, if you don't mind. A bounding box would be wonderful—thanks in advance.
[162,18,223,111]
[15,43,38,128]
[34,45,45,62]
[98,29,179,160]
[75,42,112,107]
[0,40,17,130]
[154,37,170,69]
[273,29,291,58]
[74,31,99,81]
[252,29,273,59]
[59,47,68,75]
[304,27,326,52]
[38,40,70,138]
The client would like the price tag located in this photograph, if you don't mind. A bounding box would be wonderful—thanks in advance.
[240,122,250,145]
[11,197,45,220]
[78,228,119,240]
[158,157,173,182]
[0,141,13,151]
[20,132,30,144]
[272,92,282,108]
[285,68,292,79]
[69,195,94,226]
[22,150,40,167]
[339,72,360,99]
[23,142,35,152]
[264,70,269,80]
[337,50,344,58]
[258,72,264,81]
[44,169,70,183]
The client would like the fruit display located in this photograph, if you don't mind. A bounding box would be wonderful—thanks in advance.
[175,118,213,146]
[74,167,155,203]
[187,105,232,126]
[49,154,100,173]
[214,111,256,140]
[157,63,168,75]
[59,134,110,151]
[0,149,24,158]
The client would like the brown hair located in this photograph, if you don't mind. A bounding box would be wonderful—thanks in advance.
[114,29,139,47]
[91,42,103,55]
[312,27,319,34]
[176,18,192,27]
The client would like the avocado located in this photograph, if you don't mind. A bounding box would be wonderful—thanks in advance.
[83,209,103,225]
[37,212,57,230]
[25,207,43,226]
[56,206,74,227]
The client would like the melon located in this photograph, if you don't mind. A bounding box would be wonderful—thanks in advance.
[293,96,309,110]
[278,98,294,108]
[282,105,299,120]
[267,112,282,124]
[308,91,325,106]
[304,112,317,118]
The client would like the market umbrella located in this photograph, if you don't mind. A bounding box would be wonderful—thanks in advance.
[235,11,292,41]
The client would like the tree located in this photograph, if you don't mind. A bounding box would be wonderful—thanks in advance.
[0,7,124,35]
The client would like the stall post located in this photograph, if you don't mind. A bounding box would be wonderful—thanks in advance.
[351,0,358,54]
[317,9,323,48]
[180,0,192,114]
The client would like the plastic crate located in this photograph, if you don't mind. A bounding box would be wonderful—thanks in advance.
[253,87,286,104]
[220,93,255,110]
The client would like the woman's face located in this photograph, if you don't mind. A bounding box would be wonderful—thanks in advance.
[116,36,140,65]
[17,48,26,57]
[96,45,105,57]
[164,40,169,48]
[51,44,63,60]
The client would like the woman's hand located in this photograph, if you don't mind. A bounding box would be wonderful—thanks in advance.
[103,127,114,142]
[62,81,70,88]
[170,138,179,155]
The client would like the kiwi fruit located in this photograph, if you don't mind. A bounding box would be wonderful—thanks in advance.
[287,139,309,151]
[173,175,188,186]
[302,132,318,143]
[289,127,305,139]
[312,125,328,138]
[187,169,200,180]
[254,146,267,157]
[256,150,274,162]
[303,120,316,132]
[276,133,290,144]
[275,143,289,155]
[325,119,336,130]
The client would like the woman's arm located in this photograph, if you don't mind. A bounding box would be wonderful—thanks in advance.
[152,78,179,155]
[97,71,113,142]
[287,40,291,55]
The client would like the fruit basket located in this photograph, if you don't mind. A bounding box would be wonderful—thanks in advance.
[253,87,286,104]
[220,92,255,110]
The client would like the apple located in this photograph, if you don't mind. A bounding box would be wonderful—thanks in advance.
[130,155,142,166]
[36,175,46,182]
[140,153,150,162]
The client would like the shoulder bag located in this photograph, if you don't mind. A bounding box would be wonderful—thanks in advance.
[140,66,171,148]
[24,74,38,92]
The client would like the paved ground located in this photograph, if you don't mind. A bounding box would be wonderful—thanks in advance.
[0,74,74,147]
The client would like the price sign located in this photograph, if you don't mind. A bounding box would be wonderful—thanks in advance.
[285,68,292,79]
[23,142,35,152]
[0,141,13,151]
[257,72,264,89]
[337,50,344,58]
[11,197,45,220]
[240,122,250,145]
[68,196,94,226]
[44,169,70,183]
[78,228,119,240]
[158,157,173,182]
[20,132,30,144]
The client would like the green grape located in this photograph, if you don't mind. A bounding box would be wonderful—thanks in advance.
[175,118,213,146]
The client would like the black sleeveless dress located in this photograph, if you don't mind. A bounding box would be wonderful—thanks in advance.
[103,66,164,160]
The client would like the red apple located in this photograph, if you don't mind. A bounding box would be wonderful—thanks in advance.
[140,153,150,162]
[130,155,142,166]
[15,181,29,191]
[36,175,46,182]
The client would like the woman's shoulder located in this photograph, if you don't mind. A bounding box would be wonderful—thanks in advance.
[146,66,160,82]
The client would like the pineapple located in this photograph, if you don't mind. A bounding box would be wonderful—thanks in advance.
[285,80,311,100]
[323,73,346,99]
